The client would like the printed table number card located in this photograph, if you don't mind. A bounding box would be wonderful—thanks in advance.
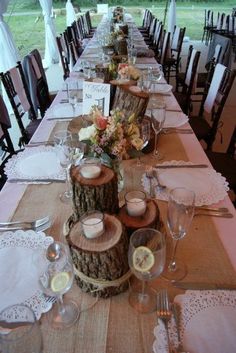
[83,81,111,116]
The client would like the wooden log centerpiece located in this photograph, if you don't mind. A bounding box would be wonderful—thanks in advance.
[66,214,130,298]
[70,164,119,222]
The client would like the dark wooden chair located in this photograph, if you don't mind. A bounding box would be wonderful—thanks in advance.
[163,26,186,83]
[56,33,70,80]
[202,9,214,45]
[189,63,236,150]
[156,31,171,70]
[22,49,54,118]
[0,94,18,190]
[206,127,236,206]
[148,20,163,53]
[0,62,42,147]
[174,46,201,115]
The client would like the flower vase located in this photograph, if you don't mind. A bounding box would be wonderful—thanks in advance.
[112,159,124,192]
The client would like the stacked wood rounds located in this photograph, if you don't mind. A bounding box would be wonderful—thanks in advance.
[66,214,130,298]
[70,164,119,222]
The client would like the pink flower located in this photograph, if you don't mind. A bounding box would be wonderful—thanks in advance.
[94,115,108,130]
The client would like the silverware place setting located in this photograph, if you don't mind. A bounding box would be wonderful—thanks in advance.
[0,216,51,232]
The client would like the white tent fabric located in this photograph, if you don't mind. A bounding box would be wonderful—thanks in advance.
[66,0,76,26]
[39,0,59,67]
[0,0,20,73]
[168,0,176,35]
[0,0,20,113]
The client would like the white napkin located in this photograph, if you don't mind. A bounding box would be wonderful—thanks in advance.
[150,84,173,95]
[0,231,54,318]
[204,63,226,113]
[164,111,189,128]
[142,161,228,206]
[50,103,83,119]
[153,290,236,353]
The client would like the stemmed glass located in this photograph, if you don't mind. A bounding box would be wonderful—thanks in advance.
[128,228,166,313]
[58,135,84,203]
[136,120,151,167]
[67,81,80,118]
[162,187,195,281]
[39,241,79,329]
[151,102,166,160]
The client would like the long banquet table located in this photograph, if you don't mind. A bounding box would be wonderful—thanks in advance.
[1,15,236,353]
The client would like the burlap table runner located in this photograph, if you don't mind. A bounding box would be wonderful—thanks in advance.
[9,119,236,353]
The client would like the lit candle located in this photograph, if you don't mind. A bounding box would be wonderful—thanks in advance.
[82,217,104,239]
[80,165,101,179]
[126,198,146,217]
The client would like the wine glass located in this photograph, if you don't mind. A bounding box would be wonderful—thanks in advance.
[151,102,166,160]
[58,135,84,203]
[67,81,80,118]
[162,187,195,281]
[39,241,79,329]
[128,228,166,313]
[136,120,151,167]
[54,130,72,147]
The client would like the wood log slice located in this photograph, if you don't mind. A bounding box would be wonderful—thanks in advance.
[70,164,119,221]
[66,214,130,298]
[118,200,162,236]
[67,115,92,135]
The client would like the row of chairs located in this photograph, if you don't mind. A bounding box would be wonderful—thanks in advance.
[202,10,236,45]
[56,11,95,80]
[139,9,186,85]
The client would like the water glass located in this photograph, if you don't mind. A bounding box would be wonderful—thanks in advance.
[128,48,137,65]
[0,304,43,353]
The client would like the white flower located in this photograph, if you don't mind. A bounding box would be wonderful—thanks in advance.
[79,125,96,141]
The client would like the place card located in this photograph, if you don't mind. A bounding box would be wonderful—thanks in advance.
[82,81,110,116]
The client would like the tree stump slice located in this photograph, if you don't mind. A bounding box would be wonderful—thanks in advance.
[118,200,161,236]
[67,115,92,135]
[70,164,119,221]
[66,214,130,298]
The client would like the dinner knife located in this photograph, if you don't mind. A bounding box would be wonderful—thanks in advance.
[174,282,236,290]
[155,164,209,169]
[7,178,65,183]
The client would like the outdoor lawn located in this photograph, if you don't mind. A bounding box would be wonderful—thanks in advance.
[5,0,235,58]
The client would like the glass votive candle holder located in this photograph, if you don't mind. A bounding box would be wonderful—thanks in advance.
[125,190,147,217]
[80,211,104,239]
[79,157,102,179]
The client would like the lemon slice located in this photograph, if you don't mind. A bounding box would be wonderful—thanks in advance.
[51,272,70,293]
[133,246,155,273]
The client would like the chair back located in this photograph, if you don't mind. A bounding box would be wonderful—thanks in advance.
[153,21,163,48]
[171,26,186,60]
[22,49,51,117]
[0,94,16,190]
[227,127,236,157]
[160,31,171,65]
[56,34,70,79]
[202,63,236,149]
[0,61,37,145]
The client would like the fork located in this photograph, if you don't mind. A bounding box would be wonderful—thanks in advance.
[157,289,173,353]
[145,168,155,198]
[0,216,51,232]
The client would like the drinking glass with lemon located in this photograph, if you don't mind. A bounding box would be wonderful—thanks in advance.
[39,242,79,329]
[128,228,166,313]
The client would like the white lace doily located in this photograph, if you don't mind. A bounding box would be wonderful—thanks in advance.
[4,146,65,182]
[0,230,54,320]
[142,160,229,206]
[153,290,236,353]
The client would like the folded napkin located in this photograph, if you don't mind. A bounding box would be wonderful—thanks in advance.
[142,160,228,206]
[153,290,236,353]
[145,110,188,128]
[137,48,155,58]
[0,230,54,319]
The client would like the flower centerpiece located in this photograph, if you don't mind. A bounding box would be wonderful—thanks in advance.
[117,63,141,81]
[79,107,144,166]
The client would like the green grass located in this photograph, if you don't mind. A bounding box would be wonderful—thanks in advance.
[5,1,235,58]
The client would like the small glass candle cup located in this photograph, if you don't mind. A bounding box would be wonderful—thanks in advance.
[125,190,147,217]
[80,158,102,179]
[80,211,104,239]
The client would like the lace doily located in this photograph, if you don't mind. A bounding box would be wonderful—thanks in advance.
[153,290,236,353]
[4,146,65,182]
[0,230,54,320]
[142,160,229,206]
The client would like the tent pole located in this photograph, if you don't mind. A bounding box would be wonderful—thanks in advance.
[163,0,169,28]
